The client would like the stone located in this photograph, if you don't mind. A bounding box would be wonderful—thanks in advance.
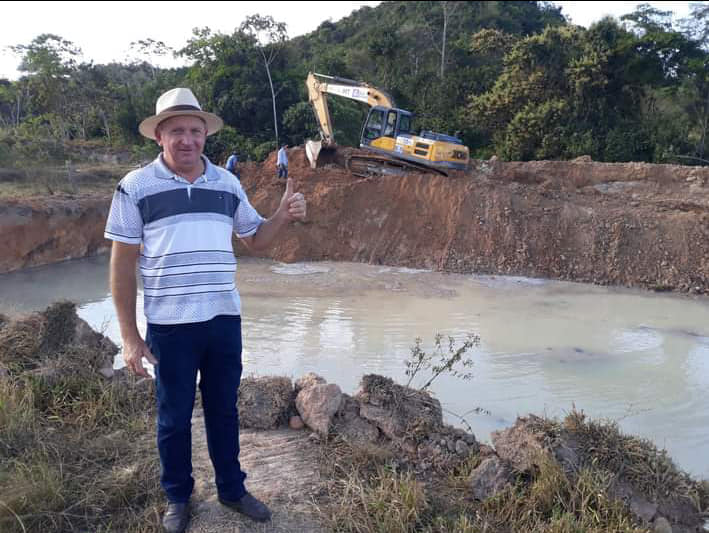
[296,383,343,437]
[470,456,514,501]
[359,403,405,440]
[455,439,470,456]
[289,415,305,430]
[463,433,478,445]
[333,395,380,445]
[630,495,658,523]
[653,516,672,533]
[294,372,326,393]
[355,374,442,440]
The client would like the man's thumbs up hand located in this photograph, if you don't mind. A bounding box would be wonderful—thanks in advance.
[280,178,306,222]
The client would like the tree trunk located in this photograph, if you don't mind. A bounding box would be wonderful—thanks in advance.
[262,50,279,146]
[15,91,21,127]
[440,3,447,79]
[699,90,709,159]
[101,110,111,142]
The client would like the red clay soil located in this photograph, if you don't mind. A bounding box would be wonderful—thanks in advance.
[0,195,110,273]
[237,147,709,294]
[1,147,708,296]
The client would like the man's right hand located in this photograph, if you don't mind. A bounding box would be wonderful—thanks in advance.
[122,336,157,378]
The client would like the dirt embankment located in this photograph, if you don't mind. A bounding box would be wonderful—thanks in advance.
[1,149,708,295]
[0,195,111,273]
[239,148,709,294]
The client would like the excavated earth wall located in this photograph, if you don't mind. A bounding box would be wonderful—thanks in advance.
[0,195,110,273]
[239,149,709,294]
[2,148,708,295]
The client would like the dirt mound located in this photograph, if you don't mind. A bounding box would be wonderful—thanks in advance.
[0,301,117,377]
[488,413,709,532]
[236,147,709,294]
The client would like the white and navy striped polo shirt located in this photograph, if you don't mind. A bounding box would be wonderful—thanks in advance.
[104,154,264,325]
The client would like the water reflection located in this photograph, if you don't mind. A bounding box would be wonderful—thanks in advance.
[0,255,707,480]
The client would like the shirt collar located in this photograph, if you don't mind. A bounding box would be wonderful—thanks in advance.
[154,154,220,183]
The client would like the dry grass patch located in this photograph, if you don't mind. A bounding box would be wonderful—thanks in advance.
[0,303,161,533]
[315,409,708,533]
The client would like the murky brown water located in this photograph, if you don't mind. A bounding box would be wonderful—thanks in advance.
[1,255,708,480]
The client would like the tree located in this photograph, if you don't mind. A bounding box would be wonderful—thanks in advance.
[9,34,82,136]
[179,27,275,140]
[468,22,654,161]
[622,3,709,162]
[239,15,288,146]
[128,38,174,80]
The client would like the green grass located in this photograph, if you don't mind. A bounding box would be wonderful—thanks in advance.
[0,163,129,198]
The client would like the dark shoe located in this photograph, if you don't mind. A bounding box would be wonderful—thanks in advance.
[219,492,271,522]
[162,502,190,533]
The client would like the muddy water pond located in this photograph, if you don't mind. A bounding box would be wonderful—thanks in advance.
[1,255,708,480]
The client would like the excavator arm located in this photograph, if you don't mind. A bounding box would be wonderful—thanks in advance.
[306,72,395,167]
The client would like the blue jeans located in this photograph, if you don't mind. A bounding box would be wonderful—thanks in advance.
[277,165,288,179]
[147,315,246,503]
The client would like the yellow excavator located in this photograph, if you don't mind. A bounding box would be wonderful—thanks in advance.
[305,72,469,177]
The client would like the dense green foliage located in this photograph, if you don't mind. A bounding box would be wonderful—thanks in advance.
[2,1,708,164]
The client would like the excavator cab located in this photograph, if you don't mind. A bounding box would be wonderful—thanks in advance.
[361,106,412,145]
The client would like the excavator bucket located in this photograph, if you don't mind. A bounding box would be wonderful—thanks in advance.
[305,140,322,169]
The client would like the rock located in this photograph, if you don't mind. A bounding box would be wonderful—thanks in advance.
[553,434,581,472]
[355,374,442,440]
[470,456,514,501]
[653,516,672,533]
[98,367,115,379]
[238,376,293,429]
[630,495,658,523]
[289,415,304,430]
[332,394,379,445]
[463,433,478,446]
[359,404,406,440]
[296,383,343,437]
[294,372,326,393]
[573,155,593,163]
[491,416,549,473]
[455,439,470,456]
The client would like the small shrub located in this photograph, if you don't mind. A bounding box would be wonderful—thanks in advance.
[405,333,479,391]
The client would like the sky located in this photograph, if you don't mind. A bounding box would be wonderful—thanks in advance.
[0,1,696,81]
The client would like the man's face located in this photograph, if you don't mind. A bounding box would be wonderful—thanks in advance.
[155,115,207,170]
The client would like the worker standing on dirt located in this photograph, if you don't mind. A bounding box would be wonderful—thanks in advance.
[277,143,288,179]
[104,87,306,533]
[225,151,240,180]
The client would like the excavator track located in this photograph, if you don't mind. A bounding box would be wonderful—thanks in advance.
[346,153,448,178]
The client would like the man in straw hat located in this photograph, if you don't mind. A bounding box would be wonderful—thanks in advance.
[105,88,306,532]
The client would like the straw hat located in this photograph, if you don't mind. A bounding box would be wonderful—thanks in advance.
[139,88,223,140]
